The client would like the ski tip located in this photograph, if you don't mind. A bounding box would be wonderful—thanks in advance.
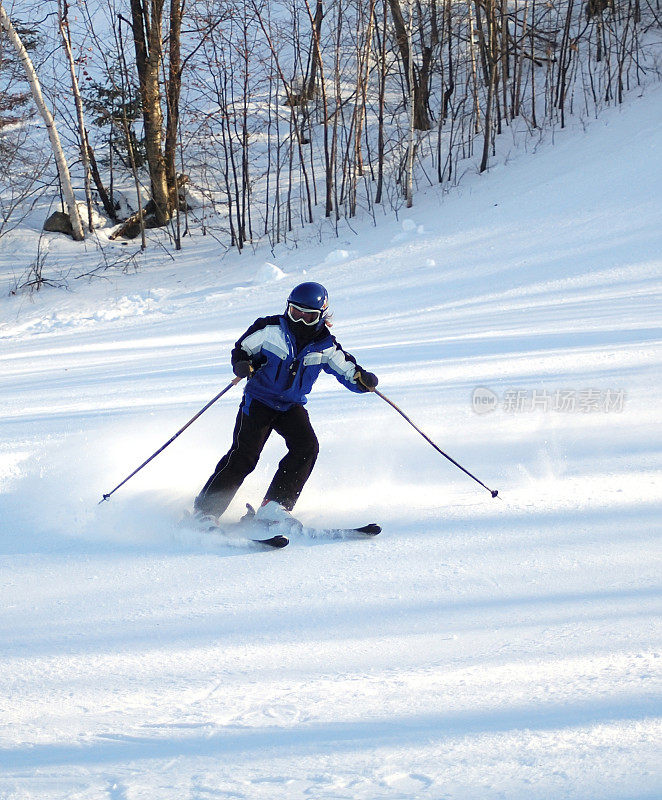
[254,534,290,548]
[355,523,381,535]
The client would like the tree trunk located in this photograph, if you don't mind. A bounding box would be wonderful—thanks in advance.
[164,0,183,198]
[129,0,171,226]
[303,0,324,100]
[87,141,117,221]
[59,1,94,231]
[303,0,333,216]
[405,0,414,206]
[388,0,437,131]
[0,3,84,240]
[479,0,498,173]
[375,0,387,204]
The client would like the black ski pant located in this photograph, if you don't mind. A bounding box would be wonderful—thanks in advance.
[194,397,319,518]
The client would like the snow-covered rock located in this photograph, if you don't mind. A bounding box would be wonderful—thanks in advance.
[253,261,287,284]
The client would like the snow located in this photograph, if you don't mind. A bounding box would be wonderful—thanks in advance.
[1,84,661,799]
[253,262,287,284]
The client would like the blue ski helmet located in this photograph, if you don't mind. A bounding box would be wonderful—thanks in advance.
[286,282,329,331]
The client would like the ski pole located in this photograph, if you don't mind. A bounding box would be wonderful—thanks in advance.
[372,387,499,498]
[99,375,243,504]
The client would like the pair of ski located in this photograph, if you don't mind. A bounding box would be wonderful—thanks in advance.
[182,505,381,549]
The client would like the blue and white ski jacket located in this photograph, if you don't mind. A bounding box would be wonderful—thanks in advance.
[232,315,366,411]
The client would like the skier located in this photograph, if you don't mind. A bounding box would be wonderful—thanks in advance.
[193,281,378,527]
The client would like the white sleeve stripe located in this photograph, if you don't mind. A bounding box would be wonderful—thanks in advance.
[323,345,357,381]
[303,353,324,366]
[241,325,289,359]
[262,341,289,360]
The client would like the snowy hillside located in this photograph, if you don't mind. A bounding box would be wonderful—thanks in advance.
[1,83,661,799]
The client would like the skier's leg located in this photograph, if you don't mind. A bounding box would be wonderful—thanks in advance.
[194,398,275,517]
[263,404,319,511]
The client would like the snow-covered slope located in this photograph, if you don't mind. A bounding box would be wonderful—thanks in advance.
[1,85,661,799]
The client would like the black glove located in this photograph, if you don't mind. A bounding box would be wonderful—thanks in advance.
[233,359,254,379]
[355,369,378,392]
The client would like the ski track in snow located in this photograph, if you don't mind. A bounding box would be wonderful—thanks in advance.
[1,87,661,799]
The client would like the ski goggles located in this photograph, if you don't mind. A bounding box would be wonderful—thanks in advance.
[287,302,322,326]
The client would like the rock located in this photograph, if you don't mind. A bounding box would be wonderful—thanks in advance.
[43,211,74,236]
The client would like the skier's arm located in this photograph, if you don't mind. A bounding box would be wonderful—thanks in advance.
[230,316,277,375]
[322,337,378,394]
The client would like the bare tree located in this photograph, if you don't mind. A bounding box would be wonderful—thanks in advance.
[58,0,95,231]
[0,1,84,239]
[67,0,656,250]
[389,0,440,131]
[477,0,500,172]
[405,0,415,205]
[128,0,172,226]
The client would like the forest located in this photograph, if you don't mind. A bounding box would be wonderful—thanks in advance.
[1,0,659,264]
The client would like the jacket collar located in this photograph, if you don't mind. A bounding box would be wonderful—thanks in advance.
[280,314,330,354]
